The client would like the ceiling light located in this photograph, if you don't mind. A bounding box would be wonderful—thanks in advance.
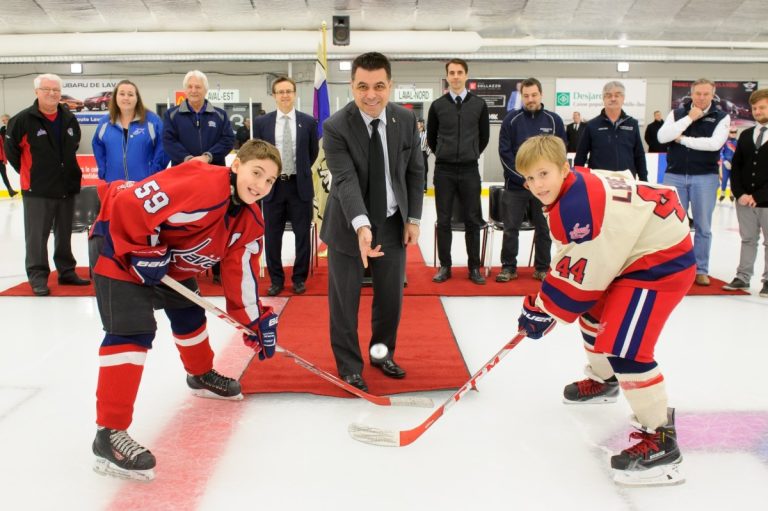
[70,62,83,74]
[617,62,629,72]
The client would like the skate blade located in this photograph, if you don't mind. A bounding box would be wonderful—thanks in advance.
[93,457,155,482]
[189,388,244,401]
[562,396,618,405]
[613,463,685,487]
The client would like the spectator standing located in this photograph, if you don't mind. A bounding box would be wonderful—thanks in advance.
[4,73,91,296]
[644,110,669,153]
[92,80,167,183]
[574,81,647,180]
[722,89,768,297]
[565,111,586,152]
[427,58,490,285]
[0,113,17,197]
[497,77,566,283]
[657,78,730,286]
[718,128,738,202]
[235,117,251,149]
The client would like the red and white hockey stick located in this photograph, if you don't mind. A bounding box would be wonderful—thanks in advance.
[348,331,527,447]
[161,275,432,408]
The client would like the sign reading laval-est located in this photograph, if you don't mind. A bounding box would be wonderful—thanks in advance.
[62,79,123,125]
[555,79,648,126]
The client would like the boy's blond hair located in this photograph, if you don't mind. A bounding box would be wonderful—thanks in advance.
[515,135,568,174]
[236,139,282,174]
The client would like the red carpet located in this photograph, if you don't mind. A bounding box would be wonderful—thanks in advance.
[239,295,470,397]
[0,247,746,298]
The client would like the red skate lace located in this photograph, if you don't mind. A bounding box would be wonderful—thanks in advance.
[576,378,607,396]
[623,431,660,456]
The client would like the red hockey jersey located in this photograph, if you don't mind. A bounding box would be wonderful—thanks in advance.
[92,160,267,327]
[537,169,695,324]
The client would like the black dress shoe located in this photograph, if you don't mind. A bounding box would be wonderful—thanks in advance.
[31,282,50,296]
[432,266,451,283]
[371,359,406,379]
[58,273,91,286]
[267,284,284,296]
[343,373,368,392]
[293,281,306,294]
[468,268,486,285]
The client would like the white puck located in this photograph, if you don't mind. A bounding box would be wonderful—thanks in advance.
[369,343,389,361]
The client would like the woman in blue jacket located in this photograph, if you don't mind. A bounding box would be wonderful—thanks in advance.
[92,80,168,182]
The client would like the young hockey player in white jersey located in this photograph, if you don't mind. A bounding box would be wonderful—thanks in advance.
[515,135,695,486]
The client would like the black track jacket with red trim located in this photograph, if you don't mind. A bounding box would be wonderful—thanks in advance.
[4,100,82,198]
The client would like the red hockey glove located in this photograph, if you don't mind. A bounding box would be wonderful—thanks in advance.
[129,246,170,286]
[517,294,556,339]
[243,307,278,361]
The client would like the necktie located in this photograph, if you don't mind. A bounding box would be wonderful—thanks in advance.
[281,115,295,175]
[455,95,463,109]
[368,118,386,228]
[756,126,767,149]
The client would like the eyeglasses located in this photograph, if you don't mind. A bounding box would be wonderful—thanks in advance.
[274,90,295,96]
[37,87,62,94]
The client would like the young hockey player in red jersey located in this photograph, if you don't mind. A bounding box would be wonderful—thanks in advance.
[89,139,281,481]
[515,135,694,486]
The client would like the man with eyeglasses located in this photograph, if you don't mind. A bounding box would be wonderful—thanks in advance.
[252,76,319,296]
[4,73,91,296]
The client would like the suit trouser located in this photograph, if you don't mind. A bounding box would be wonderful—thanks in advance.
[22,194,77,284]
[263,177,313,286]
[434,163,484,269]
[328,213,405,377]
[500,187,551,272]
[734,202,768,284]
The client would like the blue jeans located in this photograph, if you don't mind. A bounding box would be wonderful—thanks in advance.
[663,172,718,274]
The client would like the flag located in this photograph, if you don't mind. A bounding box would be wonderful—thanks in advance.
[312,24,332,232]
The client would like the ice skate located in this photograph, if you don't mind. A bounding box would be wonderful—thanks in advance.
[92,427,156,481]
[611,408,684,487]
[186,369,243,400]
[563,366,619,404]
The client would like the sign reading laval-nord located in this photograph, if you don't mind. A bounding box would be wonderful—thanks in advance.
[395,88,433,102]
[555,79,647,126]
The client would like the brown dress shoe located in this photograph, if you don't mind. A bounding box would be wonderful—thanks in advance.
[694,274,710,286]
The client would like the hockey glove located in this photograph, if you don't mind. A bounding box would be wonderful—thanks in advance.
[129,246,171,286]
[518,294,556,340]
[243,307,278,361]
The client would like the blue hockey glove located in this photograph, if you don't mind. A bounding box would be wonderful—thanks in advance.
[244,307,278,361]
[129,246,170,286]
[518,294,556,339]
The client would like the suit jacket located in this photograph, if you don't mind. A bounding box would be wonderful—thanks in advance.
[566,122,586,152]
[252,110,319,203]
[320,102,424,257]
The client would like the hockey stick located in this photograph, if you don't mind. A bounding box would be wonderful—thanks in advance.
[348,330,527,447]
[160,275,432,408]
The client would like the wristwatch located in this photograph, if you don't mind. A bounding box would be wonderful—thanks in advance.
[407,218,421,226]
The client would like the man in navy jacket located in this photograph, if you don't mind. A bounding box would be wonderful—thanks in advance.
[574,81,647,181]
[253,76,319,296]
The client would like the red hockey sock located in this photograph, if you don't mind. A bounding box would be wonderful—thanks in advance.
[173,322,214,376]
[96,344,147,430]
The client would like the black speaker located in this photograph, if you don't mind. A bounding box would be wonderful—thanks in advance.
[332,15,350,46]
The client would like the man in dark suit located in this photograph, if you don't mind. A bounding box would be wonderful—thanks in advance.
[320,52,424,391]
[566,111,586,152]
[644,110,669,153]
[253,76,319,296]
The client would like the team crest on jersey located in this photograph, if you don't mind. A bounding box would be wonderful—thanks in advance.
[131,127,146,136]
[569,223,591,240]
[171,239,220,269]
[208,120,217,128]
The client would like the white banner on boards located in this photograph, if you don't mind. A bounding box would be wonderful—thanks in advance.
[555,79,647,126]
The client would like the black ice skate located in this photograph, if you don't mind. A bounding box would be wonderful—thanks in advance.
[563,375,619,404]
[93,427,156,481]
[611,408,684,486]
[186,369,243,400]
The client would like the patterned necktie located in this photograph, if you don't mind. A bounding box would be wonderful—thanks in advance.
[368,119,386,228]
[282,115,295,175]
[756,126,767,150]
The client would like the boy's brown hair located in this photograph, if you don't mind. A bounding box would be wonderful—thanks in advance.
[515,135,568,174]
[236,139,282,174]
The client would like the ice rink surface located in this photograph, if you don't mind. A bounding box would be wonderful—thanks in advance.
[1,194,766,511]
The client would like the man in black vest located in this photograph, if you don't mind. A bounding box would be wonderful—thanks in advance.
[658,78,730,286]
[722,88,768,298]
[427,58,490,285]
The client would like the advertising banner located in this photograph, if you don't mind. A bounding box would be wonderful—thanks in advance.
[670,80,758,128]
[62,78,122,125]
[77,154,100,186]
[555,79,647,125]
[441,78,525,124]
